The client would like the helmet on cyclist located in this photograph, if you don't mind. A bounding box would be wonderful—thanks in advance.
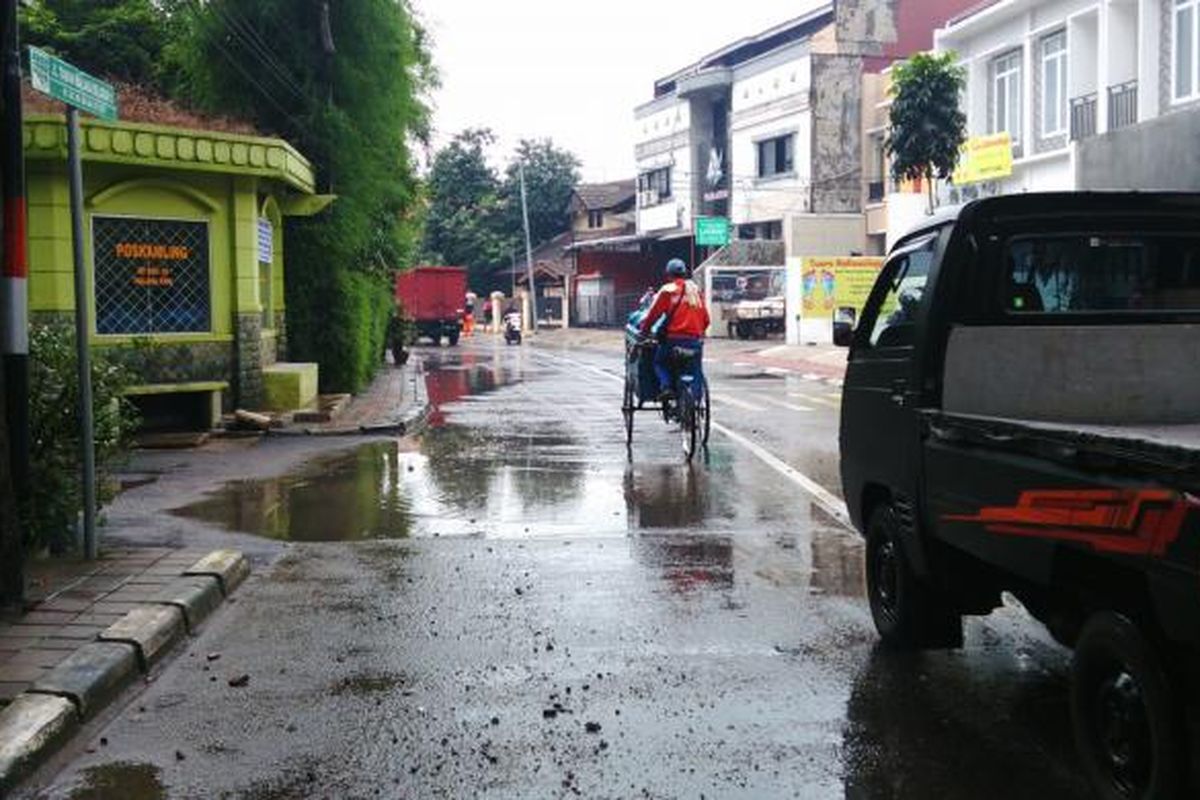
[665,258,688,278]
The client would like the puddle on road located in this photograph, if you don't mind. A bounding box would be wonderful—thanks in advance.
[67,762,165,800]
[170,443,414,541]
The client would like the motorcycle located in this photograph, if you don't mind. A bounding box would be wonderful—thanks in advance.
[504,314,522,345]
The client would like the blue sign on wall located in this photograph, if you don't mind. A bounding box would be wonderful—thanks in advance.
[257,218,274,264]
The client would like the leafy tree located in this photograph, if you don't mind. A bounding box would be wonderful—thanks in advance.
[885,51,967,212]
[422,132,580,291]
[19,0,178,87]
[421,128,512,290]
[499,138,581,249]
[173,0,433,392]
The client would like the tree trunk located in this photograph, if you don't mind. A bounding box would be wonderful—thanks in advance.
[925,167,936,214]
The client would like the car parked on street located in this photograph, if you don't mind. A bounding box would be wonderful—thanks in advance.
[838,193,1200,800]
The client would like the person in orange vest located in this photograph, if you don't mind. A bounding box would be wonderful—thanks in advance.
[639,258,710,402]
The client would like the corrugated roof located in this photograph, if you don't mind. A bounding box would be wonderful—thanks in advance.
[574,179,636,210]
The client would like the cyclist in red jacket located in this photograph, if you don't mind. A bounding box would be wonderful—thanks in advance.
[640,258,710,401]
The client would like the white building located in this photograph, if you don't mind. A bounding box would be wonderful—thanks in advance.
[935,0,1187,200]
[632,7,844,245]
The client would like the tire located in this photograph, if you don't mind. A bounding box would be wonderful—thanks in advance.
[447,331,460,347]
[736,322,750,340]
[752,321,767,339]
[622,374,635,450]
[1071,613,1185,800]
[865,503,963,649]
[697,376,711,447]
[679,387,697,461]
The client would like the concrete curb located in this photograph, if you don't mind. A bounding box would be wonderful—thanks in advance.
[30,642,138,720]
[0,695,76,795]
[0,548,251,793]
[99,605,185,671]
[183,549,250,596]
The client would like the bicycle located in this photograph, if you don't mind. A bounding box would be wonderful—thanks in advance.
[623,337,711,461]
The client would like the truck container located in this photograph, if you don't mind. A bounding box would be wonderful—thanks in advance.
[838,192,1200,800]
[395,266,467,346]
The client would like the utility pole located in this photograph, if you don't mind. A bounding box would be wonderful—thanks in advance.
[1,0,28,606]
[518,162,537,332]
[319,0,336,192]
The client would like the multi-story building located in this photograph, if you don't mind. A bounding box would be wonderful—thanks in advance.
[935,0,1197,200]
[632,0,985,261]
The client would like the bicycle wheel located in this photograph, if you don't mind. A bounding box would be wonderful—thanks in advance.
[679,386,697,461]
[698,376,711,448]
[622,371,635,449]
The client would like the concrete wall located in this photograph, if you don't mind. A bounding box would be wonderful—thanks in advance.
[811,54,865,213]
[785,213,865,260]
[1077,106,1200,189]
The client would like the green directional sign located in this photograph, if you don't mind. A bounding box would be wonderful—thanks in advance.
[28,46,118,121]
[695,216,730,247]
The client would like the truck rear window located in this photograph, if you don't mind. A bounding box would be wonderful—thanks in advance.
[1005,234,1200,313]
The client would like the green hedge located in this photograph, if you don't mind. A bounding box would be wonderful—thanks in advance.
[286,267,393,395]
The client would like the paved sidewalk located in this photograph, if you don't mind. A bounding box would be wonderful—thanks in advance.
[0,547,210,705]
[278,358,428,435]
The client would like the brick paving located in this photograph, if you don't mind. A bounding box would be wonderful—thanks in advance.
[308,360,422,431]
[0,546,210,705]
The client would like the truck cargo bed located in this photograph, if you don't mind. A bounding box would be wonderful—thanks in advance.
[924,410,1200,478]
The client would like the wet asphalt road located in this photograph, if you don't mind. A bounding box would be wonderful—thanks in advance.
[21,338,1093,799]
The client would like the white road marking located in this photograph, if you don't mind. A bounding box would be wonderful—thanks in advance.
[732,361,755,369]
[534,349,852,530]
[710,421,851,527]
[790,392,839,408]
[764,366,792,375]
[710,393,766,412]
[760,396,812,413]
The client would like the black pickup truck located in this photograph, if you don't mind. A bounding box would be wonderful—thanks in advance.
[837,193,1200,800]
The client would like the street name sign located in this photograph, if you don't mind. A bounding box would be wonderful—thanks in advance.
[695,216,730,247]
[28,46,117,121]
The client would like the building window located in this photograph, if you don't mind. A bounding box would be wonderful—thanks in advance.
[587,210,604,228]
[1175,0,1199,102]
[1041,31,1067,137]
[638,167,672,207]
[756,134,794,178]
[991,50,1023,143]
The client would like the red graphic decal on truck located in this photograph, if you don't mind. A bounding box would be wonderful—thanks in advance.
[944,489,1195,556]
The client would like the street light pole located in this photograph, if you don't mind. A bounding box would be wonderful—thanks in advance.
[518,161,537,332]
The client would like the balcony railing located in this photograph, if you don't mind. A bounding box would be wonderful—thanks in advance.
[1108,80,1138,131]
[1070,93,1097,141]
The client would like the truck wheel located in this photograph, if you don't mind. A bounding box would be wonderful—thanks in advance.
[752,321,767,339]
[447,331,460,347]
[865,503,963,650]
[735,322,749,340]
[1071,612,1184,800]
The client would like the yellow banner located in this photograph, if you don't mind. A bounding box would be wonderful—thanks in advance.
[801,257,886,320]
[953,132,1014,185]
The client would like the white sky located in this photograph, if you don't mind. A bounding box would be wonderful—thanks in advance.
[414,0,827,182]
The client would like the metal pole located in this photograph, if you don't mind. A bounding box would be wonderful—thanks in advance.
[518,162,537,332]
[1,0,27,605]
[66,108,96,560]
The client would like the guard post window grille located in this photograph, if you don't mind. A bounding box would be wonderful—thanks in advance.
[93,216,211,334]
